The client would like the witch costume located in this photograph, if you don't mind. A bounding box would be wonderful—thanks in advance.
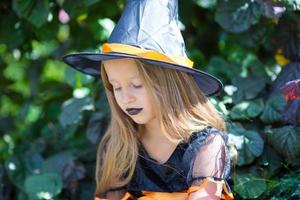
[105,127,234,200]
[62,0,234,199]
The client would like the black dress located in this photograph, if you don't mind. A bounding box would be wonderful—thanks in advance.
[97,126,234,200]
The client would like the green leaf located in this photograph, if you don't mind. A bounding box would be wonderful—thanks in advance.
[96,18,115,41]
[64,66,94,88]
[25,104,42,124]
[257,145,282,178]
[230,98,264,120]
[94,86,111,114]
[234,172,267,198]
[13,0,49,28]
[265,125,300,161]
[240,53,268,79]
[17,102,42,125]
[193,0,217,9]
[207,56,241,81]
[281,0,300,10]
[233,25,268,48]
[27,0,49,28]
[260,93,286,124]
[41,59,66,83]
[24,151,44,175]
[62,0,87,18]
[3,57,26,81]
[232,76,266,103]
[246,98,264,117]
[12,0,34,17]
[0,116,15,133]
[292,185,300,197]
[0,13,24,50]
[266,173,300,198]
[33,19,60,41]
[42,151,73,174]
[59,97,94,128]
[215,0,264,33]
[188,49,206,70]
[86,0,101,6]
[210,97,229,115]
[230,101,251,120]
[228,124,264,166]
[0,95,20,115]
[4,155,26,190]
[86,112,105,144]
[24,172,62,199]
[57,24,70,42]
[31,40,58,59]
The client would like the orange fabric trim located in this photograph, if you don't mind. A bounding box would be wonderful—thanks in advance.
[188,177,234,200]
[121,192,134,200]
[187,178,210,194]
[140,191,188,200]
[222,183,234,200]
[93,192,133,200]
[102,43,194,68]
[119,177,234,200]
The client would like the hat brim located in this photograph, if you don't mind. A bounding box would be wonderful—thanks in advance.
[62,52,223,97]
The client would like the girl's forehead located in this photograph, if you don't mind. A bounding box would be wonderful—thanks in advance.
[103,58,140,82]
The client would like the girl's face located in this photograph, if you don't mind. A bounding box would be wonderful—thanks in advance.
[103,58,157,125]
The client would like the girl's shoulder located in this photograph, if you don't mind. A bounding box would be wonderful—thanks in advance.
[186,126,228,148]
[184,126,229,157]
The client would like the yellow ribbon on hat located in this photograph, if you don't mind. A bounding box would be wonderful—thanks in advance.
[102,43,194,68]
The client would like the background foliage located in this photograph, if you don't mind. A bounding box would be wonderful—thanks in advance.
[1,0,300,199]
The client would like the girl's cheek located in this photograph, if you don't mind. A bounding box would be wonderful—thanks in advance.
[113,94,122,105]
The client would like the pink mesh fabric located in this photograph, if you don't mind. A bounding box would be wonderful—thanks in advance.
[189,133,228,186]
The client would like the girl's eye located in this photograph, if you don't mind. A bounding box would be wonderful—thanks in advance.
[114,87,121,91]
[113,84,142,91]
[133,84,142,89]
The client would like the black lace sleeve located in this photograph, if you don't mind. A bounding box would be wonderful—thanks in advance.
[183,127,231,186]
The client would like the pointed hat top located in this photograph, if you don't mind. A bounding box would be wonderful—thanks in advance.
[108,0,187,57]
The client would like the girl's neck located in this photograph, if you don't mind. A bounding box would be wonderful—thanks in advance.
[140,121,178,164]
[143,118,166,141]
[140,117,182,164]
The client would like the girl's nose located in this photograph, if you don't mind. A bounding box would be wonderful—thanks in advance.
[121,88,135,104]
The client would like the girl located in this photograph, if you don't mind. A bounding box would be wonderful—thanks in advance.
[95,58,233,200]
[63,0,234,199]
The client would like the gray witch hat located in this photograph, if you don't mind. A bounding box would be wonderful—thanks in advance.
[62,0,223,97]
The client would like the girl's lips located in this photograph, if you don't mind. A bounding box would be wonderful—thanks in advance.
[126,108,143,115]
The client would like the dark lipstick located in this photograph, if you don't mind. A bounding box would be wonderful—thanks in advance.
[126,108,143,115]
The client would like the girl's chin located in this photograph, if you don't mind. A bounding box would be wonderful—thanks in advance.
[132,116,156,125]
[131,118,147,125]
[130,116,150,125]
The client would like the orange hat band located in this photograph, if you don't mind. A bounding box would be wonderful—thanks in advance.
[102,43,194,68]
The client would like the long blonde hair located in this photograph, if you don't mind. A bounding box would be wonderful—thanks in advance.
[95,59,227,194]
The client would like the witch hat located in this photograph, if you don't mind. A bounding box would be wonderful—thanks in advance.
[62,0,223,97]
